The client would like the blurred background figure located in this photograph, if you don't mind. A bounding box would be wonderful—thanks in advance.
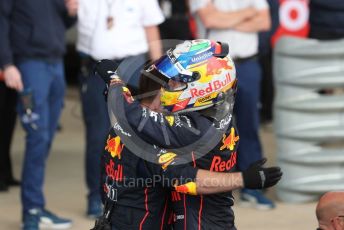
[189,0,276,210]
[0,0,77,229]
[76,0,164,218]
[0,70,20,192]
[260,0,310,122]
[309,0,344,40]
[308,0,344,95]
[316,191,344,230]
[158,0,194,40]
[258,0,279,124]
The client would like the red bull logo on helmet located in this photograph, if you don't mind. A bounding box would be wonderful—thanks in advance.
[190,73,232,98]
[206,57,232,76]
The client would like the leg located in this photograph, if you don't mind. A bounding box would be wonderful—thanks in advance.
[234,59,275,209]
[19,60,72,229]
[47,61,65,149]
[259,51,274,123]
[234,59,263,171]
[17,60,52,212]
[79,61,110,217]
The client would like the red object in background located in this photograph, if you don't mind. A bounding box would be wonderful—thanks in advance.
[189,14,197,39]
[0,70,4,81]
[271,0,310,47]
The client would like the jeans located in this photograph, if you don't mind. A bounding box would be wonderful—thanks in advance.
[17,59,65,212]
[234,59,263,171]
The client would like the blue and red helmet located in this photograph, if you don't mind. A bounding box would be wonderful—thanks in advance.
[144,39,237,113]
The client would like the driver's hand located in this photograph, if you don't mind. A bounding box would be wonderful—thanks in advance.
[242,158,283,189]
[95,59,120,86]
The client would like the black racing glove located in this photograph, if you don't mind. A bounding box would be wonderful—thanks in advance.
[242,158,283,189]
[94,59,123,101]
[94,59,121,86]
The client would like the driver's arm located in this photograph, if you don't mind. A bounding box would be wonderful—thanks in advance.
[152,153,281,195]
[152,153,244,195]
[124,99,212,149]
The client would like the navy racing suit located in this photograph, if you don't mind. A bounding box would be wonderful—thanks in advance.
[110,88,239,230]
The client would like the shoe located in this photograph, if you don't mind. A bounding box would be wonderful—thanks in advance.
[22,209,39,230]
[23,209,72,230]
[0,181,9,192]
[87,199,103,219]
[39,209,72,229]
[239,189,275,210]
[7,178,21,187]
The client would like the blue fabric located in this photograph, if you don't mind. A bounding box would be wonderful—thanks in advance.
[234,59,263,170]
[22,211,39,230]
[23,208,71,230]
[0,0,76,68]
[79,53,147,205]
[40,209,72,225]
[17,59,65,212]
[79,67,110,204]
[240,189,275,208]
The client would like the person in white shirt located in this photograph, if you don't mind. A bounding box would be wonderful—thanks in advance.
[76,0,164,218]
[189,0,276,210]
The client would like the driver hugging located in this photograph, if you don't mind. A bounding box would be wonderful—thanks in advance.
[92,39,282,230]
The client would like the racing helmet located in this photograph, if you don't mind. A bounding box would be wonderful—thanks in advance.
[143,39,237,114]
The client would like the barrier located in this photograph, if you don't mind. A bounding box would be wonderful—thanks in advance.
[273,36,344,202]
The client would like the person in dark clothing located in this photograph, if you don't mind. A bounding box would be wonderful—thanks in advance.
[158,0,194,40]
[97,40,282,229]
[0,0,77,229]
[309,0,344,40]
[258,0,280,123]
[309,0,344,94]
[0,77,20,192]
[76,1,164,218]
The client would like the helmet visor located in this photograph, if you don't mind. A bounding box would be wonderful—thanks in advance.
[155,50,195,83]
[155,54,179,80]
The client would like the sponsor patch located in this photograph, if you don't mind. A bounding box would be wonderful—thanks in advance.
[220,127,239,151]
[210,151,237,172]
[105,135,124,159]
[113,123,131,137]
[158,152,177,170]
[189,73,232,98]
[165,116,175,126]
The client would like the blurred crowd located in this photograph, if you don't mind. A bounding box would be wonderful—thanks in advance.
[0,0,344,229]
